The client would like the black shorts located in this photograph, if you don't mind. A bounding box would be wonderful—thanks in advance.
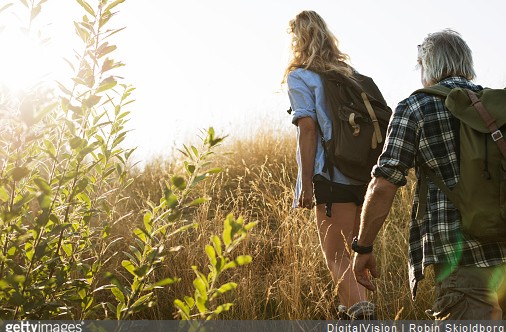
[314,180,367,206]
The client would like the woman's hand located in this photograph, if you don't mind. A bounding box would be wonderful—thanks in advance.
[298,181,314,209]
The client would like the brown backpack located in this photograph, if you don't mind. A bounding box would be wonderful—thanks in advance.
[320,72,392,182]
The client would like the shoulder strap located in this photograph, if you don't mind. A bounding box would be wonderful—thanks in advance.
[416,166,459,221]
[412,85,452,98]
[466,89,506,159]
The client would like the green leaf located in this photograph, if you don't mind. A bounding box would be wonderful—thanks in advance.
[74,21,90,42]
[184,161,196,175]
[188,197,207,207]
[72,178,89,197]
[34,177,51,195]
[76,0,95,16]
[133,265,149,278]
[174,299,190,319]
[166,193,178,210]
[191,145,199,158]
[195,295,207,314]
[37,194,51,209]
[193,278,207,299]
[143,211,152,233]
[153,277,179,287]
[98,10,112,28]
[101,58,114,73]
[112,132,127,148]
[121,260,137,277]
[111,286,125,304]
[212,303,233,315]
[178,145,190,158]
[97,43,117,59]
[131,292,153,309]
[191,174,207,186]
[61,242,72,256]
[12,167,30,181]
[244,221,258,232]
[85,95,101,107]
[25,242,34,261]
[223,255,252,270]
[96,76,117,93]
[104,0,126,12]
[44,139,57,158]
[0,280,9,290]
[222,215,233,247]
[76,192,91,208]
[184,296,195,308]
[134,227,148,242]
[207,167,222,174]
[56,80,75,95]
[0,187,9,202]
[0,3,14,14]
[205,245,217,267]
[30,4,41,21]
[171,176,186,190]
[127,245,142,264]
[211,235,222,256]
[116,302,124,320]
[216,282,237,294]
[13,193,35,211]
[69,136,83,149]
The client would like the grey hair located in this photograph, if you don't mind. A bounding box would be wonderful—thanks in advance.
[418,29,475,86]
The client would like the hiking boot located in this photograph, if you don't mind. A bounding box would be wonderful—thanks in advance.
[347,301,377,320]
[337,304,352,320]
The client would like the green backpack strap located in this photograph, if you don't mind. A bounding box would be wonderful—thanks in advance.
[412,85,452,98]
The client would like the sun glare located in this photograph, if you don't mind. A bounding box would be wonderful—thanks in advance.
[0,27,56,93]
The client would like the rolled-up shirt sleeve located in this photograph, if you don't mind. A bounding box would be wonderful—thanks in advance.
[287,71,317,125]
[373,99,419,187]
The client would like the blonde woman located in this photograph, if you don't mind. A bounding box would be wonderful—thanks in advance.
[284,10,382,319]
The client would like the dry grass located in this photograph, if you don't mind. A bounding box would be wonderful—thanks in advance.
[123,126,435,320]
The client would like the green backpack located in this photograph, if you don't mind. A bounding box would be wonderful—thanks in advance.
[414,85,506,241]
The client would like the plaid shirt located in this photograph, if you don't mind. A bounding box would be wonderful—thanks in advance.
[373,76,506,298]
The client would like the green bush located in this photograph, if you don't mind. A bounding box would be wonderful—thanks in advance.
[0,0,255,320]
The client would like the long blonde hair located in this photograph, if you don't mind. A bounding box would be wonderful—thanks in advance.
[283,10,352,82]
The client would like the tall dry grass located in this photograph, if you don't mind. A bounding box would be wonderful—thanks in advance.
[125,126,435,320]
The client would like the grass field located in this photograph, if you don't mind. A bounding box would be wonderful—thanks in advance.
[124,126,435,320]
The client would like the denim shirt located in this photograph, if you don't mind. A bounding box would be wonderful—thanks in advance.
[287,68,363,207]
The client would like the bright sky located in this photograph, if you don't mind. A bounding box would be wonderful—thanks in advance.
[2,0,506,163]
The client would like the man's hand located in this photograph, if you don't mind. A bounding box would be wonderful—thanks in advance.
[352,252,380,291]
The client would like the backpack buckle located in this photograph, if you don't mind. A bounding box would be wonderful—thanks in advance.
[491,130,503,142]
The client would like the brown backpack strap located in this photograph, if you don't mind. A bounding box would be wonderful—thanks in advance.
[466,89,506,159]
[415,172,429,222]
[361,92,383,149]
[416,165,459,222]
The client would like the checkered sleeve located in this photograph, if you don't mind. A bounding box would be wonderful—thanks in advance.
[373,98,419,186]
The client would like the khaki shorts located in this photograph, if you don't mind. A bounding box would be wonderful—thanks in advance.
[427,263,506,320]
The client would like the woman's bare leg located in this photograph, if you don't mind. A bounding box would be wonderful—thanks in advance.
[316,202,366,307]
